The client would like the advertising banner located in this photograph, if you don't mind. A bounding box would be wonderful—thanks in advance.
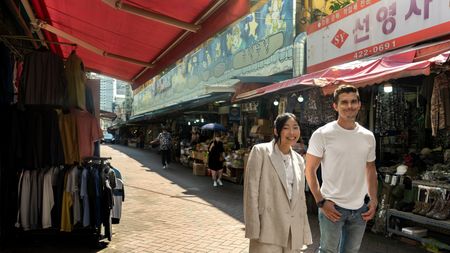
[133,0,294,116]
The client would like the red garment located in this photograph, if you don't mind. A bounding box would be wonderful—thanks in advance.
[14,61,23,89]
[72,109,102,160]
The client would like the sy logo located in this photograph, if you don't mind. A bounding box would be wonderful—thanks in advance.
[331,29,349,48]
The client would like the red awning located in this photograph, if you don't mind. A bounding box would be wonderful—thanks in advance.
[235,40,450,101]
[30,0,249,89]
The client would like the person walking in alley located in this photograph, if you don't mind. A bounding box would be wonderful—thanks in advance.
[208,133,225,187]
[151,127,172,169]
[244,113,312,253]
[305,84,378,253]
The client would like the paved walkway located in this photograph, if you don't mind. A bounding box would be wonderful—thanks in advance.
[2,144,428,253]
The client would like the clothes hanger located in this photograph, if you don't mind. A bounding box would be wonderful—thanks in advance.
[70,44,77,56]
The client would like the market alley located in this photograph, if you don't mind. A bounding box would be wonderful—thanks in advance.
[3,144,428,253]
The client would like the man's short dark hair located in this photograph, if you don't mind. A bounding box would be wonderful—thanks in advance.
[333,84,360,104]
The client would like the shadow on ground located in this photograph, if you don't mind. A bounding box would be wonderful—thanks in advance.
[108,144,245,222]
[0,230,109,253]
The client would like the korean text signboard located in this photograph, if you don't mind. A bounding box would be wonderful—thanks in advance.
[306,0,450,73]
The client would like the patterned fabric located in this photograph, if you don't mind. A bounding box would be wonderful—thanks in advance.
[441,73,450,128]
[431,74,447,136]
[299,88,336,125]
[322,95,336,123]
[375,84,406,135]
[158,132,172,150]
[434,130,450,149]
[431,72,450,137]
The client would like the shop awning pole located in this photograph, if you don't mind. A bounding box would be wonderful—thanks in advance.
[20,0,48,49]
[102,0,201,33]
[32,19,154,68]
[6,0,39,49]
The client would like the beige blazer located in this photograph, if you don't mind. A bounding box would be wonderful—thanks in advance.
[244,140,312,249]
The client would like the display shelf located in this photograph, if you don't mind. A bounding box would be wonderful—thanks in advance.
[387,228,426,243]
[412,180,450,190]
[387,209,450,230]
[387,209,450,249]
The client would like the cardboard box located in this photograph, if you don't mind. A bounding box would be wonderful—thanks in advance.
[257,119,271,126]
[249,125,272,136]
[191,151,207,162]
[193,163,206,176]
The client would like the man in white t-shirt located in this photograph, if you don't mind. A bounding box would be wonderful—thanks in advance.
[305,84,378,253]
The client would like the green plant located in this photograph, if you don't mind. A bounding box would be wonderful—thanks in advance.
[329,0,357,12]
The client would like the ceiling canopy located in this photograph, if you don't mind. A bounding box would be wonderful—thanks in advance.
[28,0,249,89]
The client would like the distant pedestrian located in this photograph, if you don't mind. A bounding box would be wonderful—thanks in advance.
[208,133,225,187]
[191,130,200,146]
[244,113,312,252]
[151,127,172,169]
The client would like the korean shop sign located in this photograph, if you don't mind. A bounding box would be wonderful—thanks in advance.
[306,0,450,73]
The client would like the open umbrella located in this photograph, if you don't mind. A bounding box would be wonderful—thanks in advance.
[201,123,227,132]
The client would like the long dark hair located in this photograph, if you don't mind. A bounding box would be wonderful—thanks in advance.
[273,113,298,143]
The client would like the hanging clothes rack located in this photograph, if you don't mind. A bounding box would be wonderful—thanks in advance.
[0,35,77,47]
[0,36,24,60]
[84,156,112,161]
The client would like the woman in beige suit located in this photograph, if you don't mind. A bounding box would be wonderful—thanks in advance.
[244,113,312,253]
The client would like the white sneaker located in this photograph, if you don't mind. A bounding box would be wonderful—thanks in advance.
[217,179,223,186]
[162,165,166,169]
[213,181,218,187]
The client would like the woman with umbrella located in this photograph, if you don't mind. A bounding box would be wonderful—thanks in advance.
[202,123,227,187]
[208,132,225,187]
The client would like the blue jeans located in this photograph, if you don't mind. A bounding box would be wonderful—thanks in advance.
[318,204,368,253]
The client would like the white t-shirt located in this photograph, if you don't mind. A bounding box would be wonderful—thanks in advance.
[42,168,55,229]
[67,166,81,225]
[307,121,376,209]
[112,178,124,220]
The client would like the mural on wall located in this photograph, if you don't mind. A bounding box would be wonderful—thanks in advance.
[133,0,294,116]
